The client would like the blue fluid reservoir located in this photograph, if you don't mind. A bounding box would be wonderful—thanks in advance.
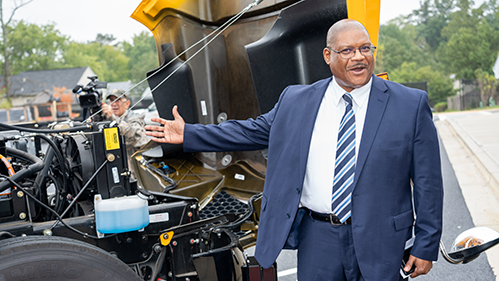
[94,194,149,234]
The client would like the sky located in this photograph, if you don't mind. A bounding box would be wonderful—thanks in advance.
[4,0,489,43]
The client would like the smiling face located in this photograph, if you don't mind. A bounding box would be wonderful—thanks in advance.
[323,20,375,93]
[108,96,130,117]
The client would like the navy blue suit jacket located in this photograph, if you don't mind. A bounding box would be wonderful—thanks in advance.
[184,75,443,279]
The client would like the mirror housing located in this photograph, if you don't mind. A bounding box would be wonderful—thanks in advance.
[440,227,499,264]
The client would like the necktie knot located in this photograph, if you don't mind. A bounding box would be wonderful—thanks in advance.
[343,93,353,107]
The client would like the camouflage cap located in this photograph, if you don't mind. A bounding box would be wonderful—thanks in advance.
[106,89,127,100]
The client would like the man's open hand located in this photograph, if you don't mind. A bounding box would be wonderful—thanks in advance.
[145,105,185,144]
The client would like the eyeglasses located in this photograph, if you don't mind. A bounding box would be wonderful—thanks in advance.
[108,98,127,105]
[327,46,376,59]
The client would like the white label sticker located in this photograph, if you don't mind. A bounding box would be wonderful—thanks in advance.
[235,174,245,181]
[112,167,120,183]
[149,212,170,223]
[200,100,208,116]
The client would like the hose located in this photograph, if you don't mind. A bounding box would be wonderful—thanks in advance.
[33,134,68,201]
[0,122,91,134]
[143,161,177,192]
[0,147,44,194]
[0,154,15,176]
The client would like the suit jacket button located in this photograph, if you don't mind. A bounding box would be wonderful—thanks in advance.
[296,188,300,194]
[286,213,291,219]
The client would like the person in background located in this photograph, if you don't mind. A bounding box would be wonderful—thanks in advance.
[102,89,149,176]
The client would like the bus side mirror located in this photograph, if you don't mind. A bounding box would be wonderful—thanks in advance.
[440,227,499,264]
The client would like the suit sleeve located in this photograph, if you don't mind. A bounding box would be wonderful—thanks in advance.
[183,87,289,153]
[410,93,444,261]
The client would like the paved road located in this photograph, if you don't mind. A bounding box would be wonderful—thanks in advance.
[417,136,495,280]
[247,114,498,280]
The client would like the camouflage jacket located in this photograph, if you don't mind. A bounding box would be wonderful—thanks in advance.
[110,110,149,156]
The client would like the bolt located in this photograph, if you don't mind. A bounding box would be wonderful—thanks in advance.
[142,252,148,258]
[154,245,162,253]
[142,235,147,243]
[172,241,177,246]
[42,229,53,236]
[19,212,26,220]
[168,272,173,277]
[17,191,24,198]
[163,233,169,240]
[106,153,115,162]
[126,237,133,243]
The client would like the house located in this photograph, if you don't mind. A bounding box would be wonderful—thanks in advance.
[3,67,96,107]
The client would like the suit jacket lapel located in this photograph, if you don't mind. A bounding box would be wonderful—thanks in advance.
[353,75,389,188]
[299,78,331,179]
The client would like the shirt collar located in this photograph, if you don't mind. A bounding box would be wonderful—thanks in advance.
[331,76,372,108]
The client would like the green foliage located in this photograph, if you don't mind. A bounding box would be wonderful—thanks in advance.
[0,93,10,109]
[410,0,454,52]
[6,20,67,74]
[1,22,157,85]
[122,31,158,94]
[375,23,435,74]
[123,32,157,71]
[475,69,499,105]
[379,0,499,110]
[390,62,456,106]
[61,37,130,82]
[438,19,499,79]
[434,102,448,112]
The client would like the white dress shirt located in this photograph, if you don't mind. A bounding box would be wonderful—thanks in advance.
[300,76,372,214]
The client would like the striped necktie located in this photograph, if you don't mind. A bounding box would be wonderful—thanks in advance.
[332,93,356,223]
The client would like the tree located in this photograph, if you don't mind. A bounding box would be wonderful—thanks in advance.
[62,36,130,82]
[122,31,158,95]
[0,0,32,103]
[475,69,499,105]
[7,20,67,73]
[375,23,433,74]
[94,33,116,45]
[440,0,480,39]
[390,62,456,106]
[438,18,499,79]
[410,0,455,52]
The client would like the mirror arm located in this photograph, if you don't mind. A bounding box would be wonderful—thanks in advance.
[439,241,463,264]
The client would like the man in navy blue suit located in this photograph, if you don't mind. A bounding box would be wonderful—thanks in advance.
[146,19,443,280]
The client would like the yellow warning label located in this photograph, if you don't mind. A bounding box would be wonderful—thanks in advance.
[104,127,120,151]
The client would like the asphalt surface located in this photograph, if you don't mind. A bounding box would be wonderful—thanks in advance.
[417,136,495,280]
